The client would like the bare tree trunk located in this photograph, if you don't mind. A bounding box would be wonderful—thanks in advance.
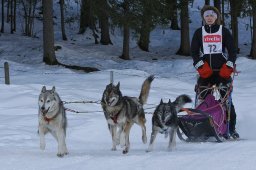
[7,0,10,23]
[21,0,37,36]
[138,24,150,51]
[176,0,190,56]
[79,0,87,34]
[120,24,130,60]
[99,0,112,45]
[13,0,16,31]
[60,0,67,40]
[170,0,179,30]
[79,0,93,34]
[214,0,221,14]
[79,0,98,43]
[222,0,225,25]
[250,2,256,59]
[120,1,130,60]
[42,0,58,65]
[99,15,112,45]
[1,0,4,33]
[9,0,13,34]
[28,0,32,35]
[21,0,28,35]
[30,0,37,36]
[138,9,151,51]
[230,0,239,53]
[10,0,13,33]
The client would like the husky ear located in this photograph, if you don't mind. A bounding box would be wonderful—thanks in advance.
[106,83,112,89]
[41,86,46,93]
[116,82,120,89]
[51,86,55,93]
[160,99,163,104]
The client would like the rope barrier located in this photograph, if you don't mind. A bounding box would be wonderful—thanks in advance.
[62,100,101,105]
[62,99,157,114]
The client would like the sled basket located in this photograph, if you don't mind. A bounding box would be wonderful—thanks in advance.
[178,94,227,142]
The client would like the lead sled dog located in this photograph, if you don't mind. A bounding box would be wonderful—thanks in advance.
[101,75,154,154]
[147,95,191,152]
[38,86,68,157]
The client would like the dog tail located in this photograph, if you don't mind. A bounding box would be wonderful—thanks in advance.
[173,94,192,111]
[139,75,154,105]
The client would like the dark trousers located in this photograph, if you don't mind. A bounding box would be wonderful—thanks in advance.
[196,72,237,132]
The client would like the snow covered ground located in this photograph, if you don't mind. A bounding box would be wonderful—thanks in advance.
[1,33,256,169]
[0,1,256,170]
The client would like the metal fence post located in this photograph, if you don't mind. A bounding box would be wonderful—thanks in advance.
[110,71,113,84]
[4,62,10,85]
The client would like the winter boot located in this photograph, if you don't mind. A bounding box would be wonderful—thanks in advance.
[230,129,239,139]
[229,104,239,139]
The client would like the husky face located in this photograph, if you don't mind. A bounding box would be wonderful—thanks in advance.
[155,99,177,126]
[38,86,59,116]
[102,82,122,107]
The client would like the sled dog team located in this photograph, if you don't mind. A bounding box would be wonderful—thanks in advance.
[38,75,192,157]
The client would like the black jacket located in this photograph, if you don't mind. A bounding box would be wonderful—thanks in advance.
[191,24,237,70]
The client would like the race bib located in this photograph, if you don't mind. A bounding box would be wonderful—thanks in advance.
[202,25,222,54]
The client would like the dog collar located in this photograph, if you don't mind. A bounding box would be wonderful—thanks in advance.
[43,113,58,124]
[44,116,52,123]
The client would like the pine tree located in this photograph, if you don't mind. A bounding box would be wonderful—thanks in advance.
[249,0,256,59]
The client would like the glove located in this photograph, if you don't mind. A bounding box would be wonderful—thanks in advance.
[195,60,213,78]
[219,61,234,79]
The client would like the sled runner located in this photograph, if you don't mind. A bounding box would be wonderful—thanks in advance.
[177,83,233,142]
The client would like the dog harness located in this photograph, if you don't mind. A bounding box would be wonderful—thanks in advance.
[110,110,122,124]
[43,114,58,124]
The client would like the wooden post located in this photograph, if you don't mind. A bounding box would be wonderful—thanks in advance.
[4,62,10,85]
[110,71,113,84]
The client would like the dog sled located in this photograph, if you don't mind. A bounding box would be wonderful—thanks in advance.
[177,81,234,143]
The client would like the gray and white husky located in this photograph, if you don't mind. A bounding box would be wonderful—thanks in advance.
[101,75,154,154]
[147,95,191,152]
[38,86,68,157]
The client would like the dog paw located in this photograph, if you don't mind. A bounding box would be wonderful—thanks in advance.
[122,149,129,154]
[57,149,68,157]
[146,148,152,152]
[57,153,65,157]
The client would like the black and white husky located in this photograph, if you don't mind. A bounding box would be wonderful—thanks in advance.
[38,86,68,157]
[101,75,154,154]
[147,95,191,152]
